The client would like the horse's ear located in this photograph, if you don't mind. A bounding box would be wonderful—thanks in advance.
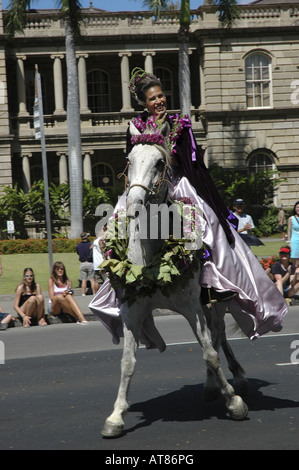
[129,121,141,136]
[161,121,170,137]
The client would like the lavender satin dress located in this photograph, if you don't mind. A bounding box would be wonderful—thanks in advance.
[89,175,288,345]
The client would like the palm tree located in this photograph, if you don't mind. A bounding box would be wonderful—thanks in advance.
[142,0,241,116]
[5,0,84,239]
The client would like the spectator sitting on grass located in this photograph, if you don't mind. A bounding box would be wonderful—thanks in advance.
[14,268,47,328]
[271,246,299,299]
[0,304,13,331]
[48,261,89,325]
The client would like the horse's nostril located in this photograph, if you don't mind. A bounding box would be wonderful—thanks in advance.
[127,200,144,218]
[127,204,137,218]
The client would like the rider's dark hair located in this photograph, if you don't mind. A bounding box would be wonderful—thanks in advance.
[135,75,162,105]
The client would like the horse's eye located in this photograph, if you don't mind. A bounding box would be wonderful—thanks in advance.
[156,159,165,170]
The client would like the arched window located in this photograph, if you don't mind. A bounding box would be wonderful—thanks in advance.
[154,67,174,109]
[245,53,272,108]
[248,150,275,174]
[87,70,110,113]
[92,163,114,189]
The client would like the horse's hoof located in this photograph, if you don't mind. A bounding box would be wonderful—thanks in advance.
[101,421,124,438]
[227,395,248,421]
[203,386,221,401]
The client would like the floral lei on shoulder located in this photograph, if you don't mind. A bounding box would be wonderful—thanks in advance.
[131,113,190,157]
[100,197,204,306]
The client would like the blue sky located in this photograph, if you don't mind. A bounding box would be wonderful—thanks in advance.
[2,0,251,12]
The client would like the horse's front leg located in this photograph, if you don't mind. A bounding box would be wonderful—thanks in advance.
[101,325,138,437]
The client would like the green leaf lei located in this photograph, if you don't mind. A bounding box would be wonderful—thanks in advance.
[101,199,204,306]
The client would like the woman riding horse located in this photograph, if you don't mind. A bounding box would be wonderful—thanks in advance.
[90,68,287,342]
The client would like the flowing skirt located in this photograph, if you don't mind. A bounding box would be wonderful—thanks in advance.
[89,176,288,344]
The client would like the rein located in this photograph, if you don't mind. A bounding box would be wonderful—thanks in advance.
[118,143,171,202]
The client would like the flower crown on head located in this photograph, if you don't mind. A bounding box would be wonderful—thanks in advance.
[129,67,161,104]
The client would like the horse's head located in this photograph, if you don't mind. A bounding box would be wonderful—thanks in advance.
[126,121,171,218]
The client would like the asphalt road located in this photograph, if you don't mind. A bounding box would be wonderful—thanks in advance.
[1,308,299,451]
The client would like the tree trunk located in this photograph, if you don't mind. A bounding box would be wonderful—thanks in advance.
[65,19,83,238]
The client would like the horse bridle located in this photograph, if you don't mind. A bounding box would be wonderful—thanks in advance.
[123,144,170,202]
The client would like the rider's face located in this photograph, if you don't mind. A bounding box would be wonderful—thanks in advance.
[145,86,167,117]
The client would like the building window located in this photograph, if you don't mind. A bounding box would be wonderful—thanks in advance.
[245,53,272,108]
[154,67,174,109]
[248,151,274,174]
[31,165,43,183]
[92,163,114,189]
[26,71,47,115]
[87,70,110,113]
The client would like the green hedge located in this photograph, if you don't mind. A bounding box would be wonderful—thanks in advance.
[0,238,95,255]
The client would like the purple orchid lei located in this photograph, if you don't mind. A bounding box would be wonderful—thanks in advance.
[131,113,190,156]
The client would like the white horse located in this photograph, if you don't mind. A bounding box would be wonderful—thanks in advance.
[101,122,248,437]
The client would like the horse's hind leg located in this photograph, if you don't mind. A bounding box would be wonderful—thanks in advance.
[204,303,249,399]
[185,303,248,420]
[202,304,222,401]
[221,335,249,397]
[101,325,138,438]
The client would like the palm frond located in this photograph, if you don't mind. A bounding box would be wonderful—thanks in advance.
[141,0,168,17]
[61,0,84,37]
[5,0,33,36]
[213,0,241,28]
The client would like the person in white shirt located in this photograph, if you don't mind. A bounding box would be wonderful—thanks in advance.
[233,199,255,235]
[93,232,106,294]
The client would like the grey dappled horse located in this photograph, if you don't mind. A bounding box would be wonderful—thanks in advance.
[101,122,248,437]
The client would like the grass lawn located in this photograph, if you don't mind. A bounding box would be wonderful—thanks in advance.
[0,253,80,295]
[251,241,288,258]
[0,237,289,295]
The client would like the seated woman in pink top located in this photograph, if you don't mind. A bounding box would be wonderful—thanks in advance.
[48,261,88,325]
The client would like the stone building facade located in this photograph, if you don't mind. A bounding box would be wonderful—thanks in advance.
[0,0,298,212]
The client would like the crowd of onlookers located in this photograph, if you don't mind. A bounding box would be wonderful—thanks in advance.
[1,200,299,331]
[234,199,299,304]
[0,232,106,330]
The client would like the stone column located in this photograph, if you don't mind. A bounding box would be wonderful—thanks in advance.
[83,151,93,181]
[119,52,133,111]
[143,51,156,74]
[51,55,65,114]
[77,54,90,113]
[57,152,68,184]
[22,154,32,192]
[199,52,205,110]
[16,55,28,116]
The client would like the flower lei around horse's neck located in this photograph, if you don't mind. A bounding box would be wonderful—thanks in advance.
[100,198,204,306]
[131,113,188,157]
